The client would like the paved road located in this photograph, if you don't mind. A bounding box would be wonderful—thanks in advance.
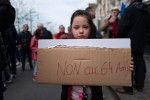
[4,63,61,100]
[4,63,117,100]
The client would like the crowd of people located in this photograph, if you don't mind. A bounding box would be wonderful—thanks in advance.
[0,0,150,100]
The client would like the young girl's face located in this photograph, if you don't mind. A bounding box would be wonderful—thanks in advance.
[71,16,90,39]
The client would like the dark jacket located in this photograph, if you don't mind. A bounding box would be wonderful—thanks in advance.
[61,85,103,100]
[6,25,20,48]
[117,2,150,52]
[19,31,32,50]
[0,0,15,31]
[0,32,8,71]
[0,0,15,71]
[42,28,53,39]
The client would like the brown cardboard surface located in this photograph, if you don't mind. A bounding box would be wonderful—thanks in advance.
[37,47,132,86]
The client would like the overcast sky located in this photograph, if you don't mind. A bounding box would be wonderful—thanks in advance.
[24,0,96,33]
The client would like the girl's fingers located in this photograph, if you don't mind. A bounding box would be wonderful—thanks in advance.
[130,61,134,65]
[128,65,134,71]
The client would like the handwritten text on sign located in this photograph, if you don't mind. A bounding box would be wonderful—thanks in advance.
[57,61,129,76]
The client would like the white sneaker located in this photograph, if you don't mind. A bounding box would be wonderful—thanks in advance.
[6,78,13,83]
[16,62,20,65]
[11,74,16,78]
[3,83,7,87]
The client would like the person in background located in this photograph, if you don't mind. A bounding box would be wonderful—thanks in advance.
[5,25,21,78]
[0,0,15,99]
[30,29,43,81]
[100,6,120,38]
[37,23,53,39]
[68,26,74,39]
[85,7,96,19]
[61,9,134,100]
[19,24,33,71]
[56,25,71,39]
[2,25,20,87]
[85,7,102,38]
[116,0,150,94]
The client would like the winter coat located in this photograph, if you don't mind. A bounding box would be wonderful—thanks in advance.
[100,18,119,38]
[5,25,20,48]
[42,28,53,39]
[0,32,7,71]
[61,85,103,100]
[30,37,38,60]
[19,31,32,50]
[0,0,15,31]
[117,2,150,53]
[0,0,15,71]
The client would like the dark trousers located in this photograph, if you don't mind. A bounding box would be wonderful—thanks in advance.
[124,52,146,92]
[15,47,21,62]
[133,52,146,88]
[21,48,33,70]
[2,65,11,82]
[0,70,4,100]
[7,46,16,74]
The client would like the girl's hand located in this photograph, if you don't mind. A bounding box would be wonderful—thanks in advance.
[128,57,134,71]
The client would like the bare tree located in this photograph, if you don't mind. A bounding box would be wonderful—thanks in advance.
[10,0,38,33]
[10,0,27,32]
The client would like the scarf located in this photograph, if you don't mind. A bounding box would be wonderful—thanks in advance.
[109,15,118,38]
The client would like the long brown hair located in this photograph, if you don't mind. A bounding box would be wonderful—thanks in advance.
[35,29,42,39]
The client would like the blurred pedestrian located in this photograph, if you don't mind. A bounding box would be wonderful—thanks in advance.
[37,23,53,39]
[85,7,96,19]
[5,25,21,77]
[116,0,150,94]
[19,24,33,71]
[30,29,43,81]
[67,26,74,39]
[56,25,71,39]
[0,0,15,99]
[85,7,102,38]
[100,6,120,38]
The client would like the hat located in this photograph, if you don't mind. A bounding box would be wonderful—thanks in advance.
[111,6,121,13]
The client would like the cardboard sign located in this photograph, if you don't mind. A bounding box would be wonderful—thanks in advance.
[37,39,132,86]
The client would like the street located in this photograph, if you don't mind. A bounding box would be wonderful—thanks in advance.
[4,63,61,100]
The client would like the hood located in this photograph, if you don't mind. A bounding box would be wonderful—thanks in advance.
[132,2,150,12]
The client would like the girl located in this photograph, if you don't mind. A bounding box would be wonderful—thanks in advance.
[61,10,134,100]
[30,29,43,81]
